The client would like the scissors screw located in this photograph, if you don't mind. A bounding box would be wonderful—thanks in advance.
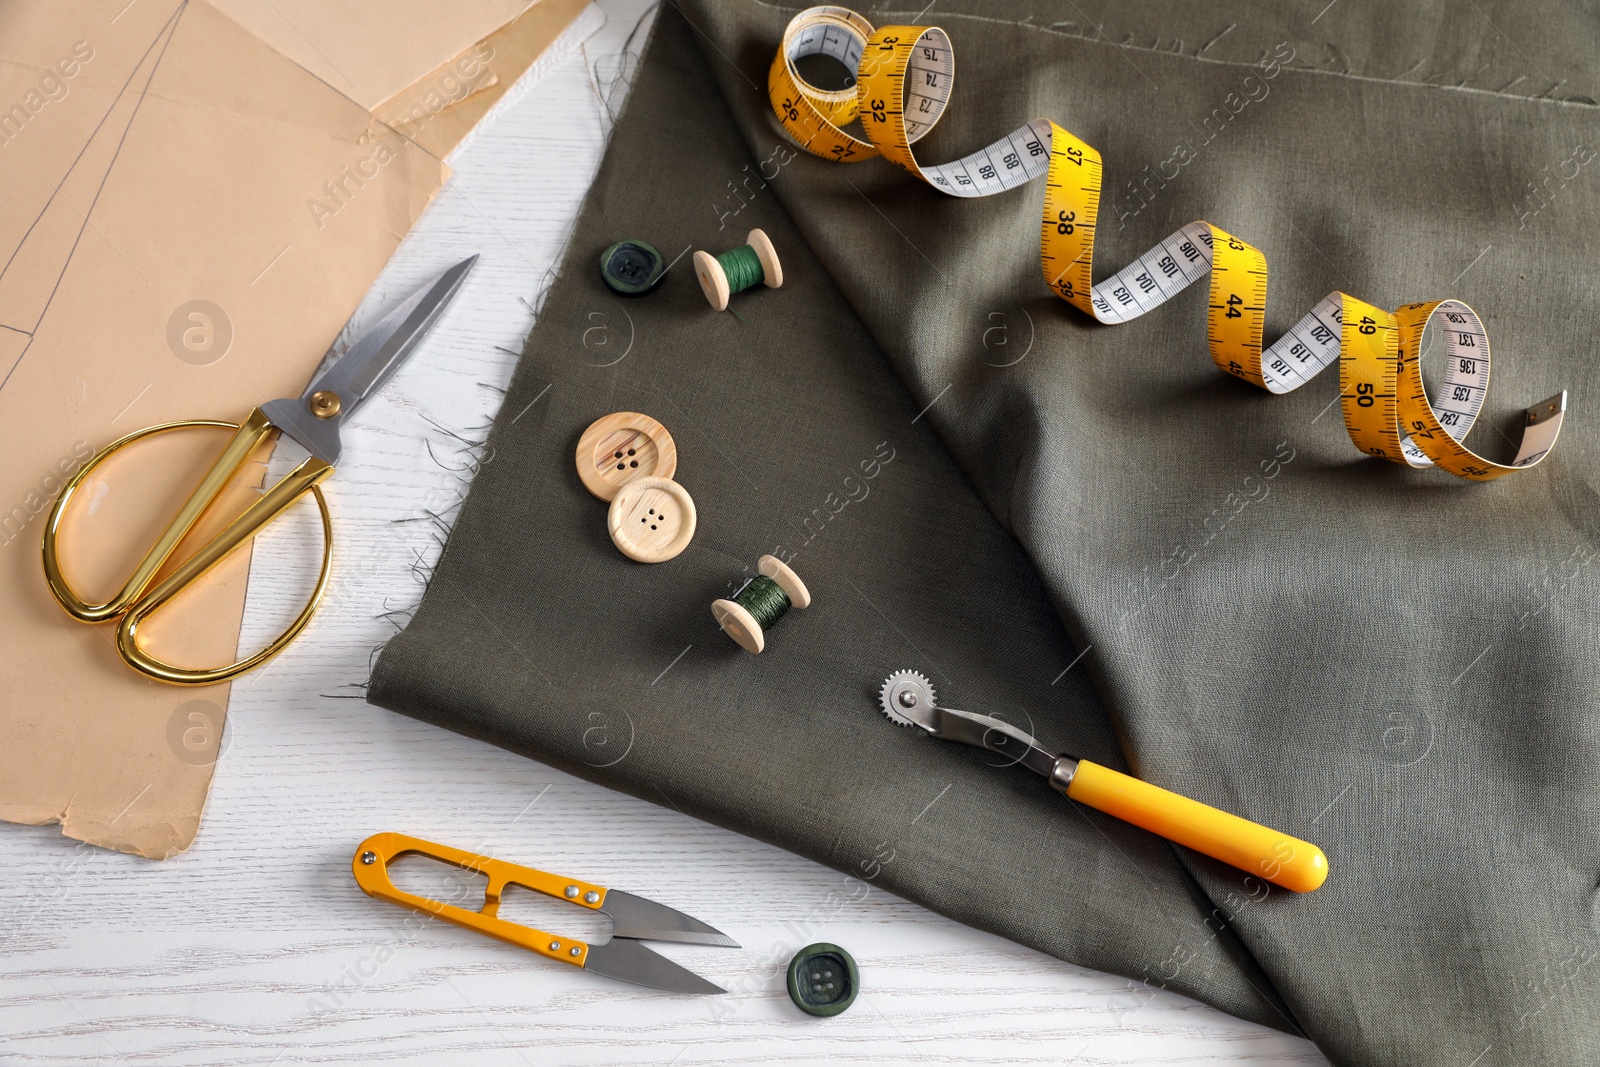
[549,940,561,952]
[564,885,580,898]
[584,891,600,904]
[360,851,377,865]
[897,691,918,709]
[569,946,582,957]
[309,390,342,419]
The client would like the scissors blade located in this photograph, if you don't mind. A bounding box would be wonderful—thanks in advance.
[262,254,477,464]
[601,890,740,948]
[582,938,726,995]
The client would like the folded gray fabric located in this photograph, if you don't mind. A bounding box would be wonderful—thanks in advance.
[371,3,1600,1062]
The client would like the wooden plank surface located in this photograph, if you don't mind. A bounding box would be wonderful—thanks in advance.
[0,3,1331,1063]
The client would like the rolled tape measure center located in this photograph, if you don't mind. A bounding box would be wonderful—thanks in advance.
[767,5,1566,482]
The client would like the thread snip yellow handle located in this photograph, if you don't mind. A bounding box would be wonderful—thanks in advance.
[351,832,606,969]
[1065,760,1328,893]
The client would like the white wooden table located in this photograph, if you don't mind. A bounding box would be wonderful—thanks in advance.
[0,4,1330,1063]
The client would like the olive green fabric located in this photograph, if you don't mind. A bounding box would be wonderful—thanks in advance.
[370,3,1600,1062]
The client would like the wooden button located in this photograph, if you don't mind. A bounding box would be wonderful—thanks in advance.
[608,476,696,563]
[576,412,677,501]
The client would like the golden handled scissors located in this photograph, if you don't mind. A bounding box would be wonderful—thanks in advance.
[41,256,478,686]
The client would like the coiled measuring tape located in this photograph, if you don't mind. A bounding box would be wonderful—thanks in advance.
[767,6,1567,480]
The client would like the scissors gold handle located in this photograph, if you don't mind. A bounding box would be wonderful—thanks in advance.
[38,255,478,686]
[42,407,334,686]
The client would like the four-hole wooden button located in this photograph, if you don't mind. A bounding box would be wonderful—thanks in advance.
[608,476,697,563]
[576,412,677,501]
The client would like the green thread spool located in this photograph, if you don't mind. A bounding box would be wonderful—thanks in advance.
[694,228,784,311]
[733,575,790,629]
[717,245,766,293]
[713,554,811,654]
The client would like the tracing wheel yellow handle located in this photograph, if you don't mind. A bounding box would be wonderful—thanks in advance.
[41,407,334,685]
[1064,760,1328,893]
[352,832,607,969]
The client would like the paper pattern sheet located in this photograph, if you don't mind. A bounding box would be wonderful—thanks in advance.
[372,0,595,160]
[0,0,447,858]
[204,0,539,112]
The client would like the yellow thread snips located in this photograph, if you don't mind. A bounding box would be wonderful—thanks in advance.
[41,256,477,686]
[879,671,1328,892]
[352,833,738,993]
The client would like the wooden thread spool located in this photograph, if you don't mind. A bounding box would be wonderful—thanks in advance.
[713,555,810,654]
[693,228,784,311]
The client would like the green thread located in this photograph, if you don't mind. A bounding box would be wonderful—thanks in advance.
[733,575,790,631]
[717,243,766,294]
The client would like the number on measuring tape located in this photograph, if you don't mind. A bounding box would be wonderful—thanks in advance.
[766,5,1567,481]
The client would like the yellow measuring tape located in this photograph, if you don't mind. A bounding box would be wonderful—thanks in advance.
[767,6,1567,480]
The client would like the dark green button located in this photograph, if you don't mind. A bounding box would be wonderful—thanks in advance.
[786,943,858,1017]
[600,239,665,296]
